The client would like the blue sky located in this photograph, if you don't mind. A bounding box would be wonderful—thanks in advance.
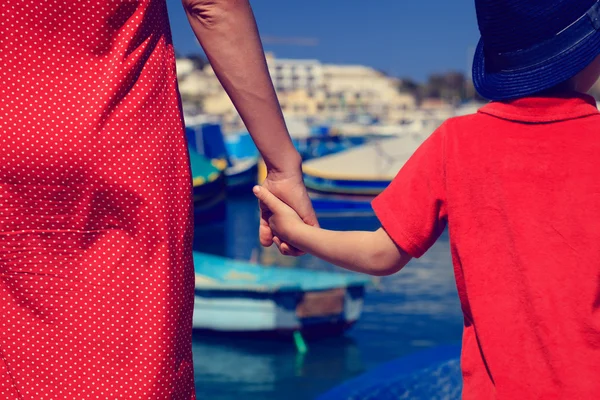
[166,0,480,82]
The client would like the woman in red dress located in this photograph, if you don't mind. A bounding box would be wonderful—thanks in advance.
[0,0,315,398]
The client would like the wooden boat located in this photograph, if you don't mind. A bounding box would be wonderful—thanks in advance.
[222,132,259,192]
[223,157,258,192]
[189,148,226,225]
[187,124,258,192]
[193,252,370,338]
[294,134,372,161]
[309,192,375,217]
[302,131,433,196]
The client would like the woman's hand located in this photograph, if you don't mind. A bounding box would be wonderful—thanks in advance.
[258,169,318,256]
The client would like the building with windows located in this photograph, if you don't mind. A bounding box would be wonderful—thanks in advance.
[265,53,323,93]
[175,53,417,125]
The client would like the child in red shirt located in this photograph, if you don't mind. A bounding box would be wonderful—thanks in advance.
[255,1,600,398]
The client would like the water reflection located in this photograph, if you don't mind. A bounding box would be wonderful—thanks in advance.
[193,335,364,400]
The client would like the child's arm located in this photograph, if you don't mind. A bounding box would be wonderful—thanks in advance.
[253,186,411,276]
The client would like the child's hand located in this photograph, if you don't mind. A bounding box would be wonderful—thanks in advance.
[253,185,305,249]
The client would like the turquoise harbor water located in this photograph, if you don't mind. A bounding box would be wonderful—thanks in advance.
[192,193,463,400]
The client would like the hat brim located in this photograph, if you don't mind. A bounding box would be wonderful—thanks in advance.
[472,31,600,101]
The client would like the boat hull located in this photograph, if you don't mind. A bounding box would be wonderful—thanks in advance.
[294,135,370,160]
[225,158,258,193]
[303,173,389,196]
[192,174,226,225]
[309,192,375,217]
[193,285,365,338]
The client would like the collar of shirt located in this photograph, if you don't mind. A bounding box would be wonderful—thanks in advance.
[478,92,599,123]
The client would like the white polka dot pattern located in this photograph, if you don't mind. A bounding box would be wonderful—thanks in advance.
[0,0,196,399]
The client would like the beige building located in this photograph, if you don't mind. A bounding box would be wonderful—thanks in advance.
[278,89,325,117]
[176,62,223,100]
[265,53,324,93]
[273,61,416,123]
[176,54,417,124]
[321,65,416,122]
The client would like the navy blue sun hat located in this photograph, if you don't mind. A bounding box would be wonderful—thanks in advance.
[473,0,600,100]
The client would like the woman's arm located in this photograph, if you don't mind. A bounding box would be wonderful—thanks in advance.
[181,0,317,256]
[253,186,411,276]
[181,0,300,175]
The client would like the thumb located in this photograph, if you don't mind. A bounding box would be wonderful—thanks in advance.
[253,185,284,212]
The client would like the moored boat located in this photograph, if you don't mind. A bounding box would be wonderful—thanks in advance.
[193,252,370,338]
[309,192,375,217]
[189,148,226,224]
[302,131,432,196]
[187,124,259,192]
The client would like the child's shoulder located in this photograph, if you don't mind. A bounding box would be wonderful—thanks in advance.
[431,111,488,140]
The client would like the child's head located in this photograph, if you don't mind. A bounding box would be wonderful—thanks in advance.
[473,0,600,100]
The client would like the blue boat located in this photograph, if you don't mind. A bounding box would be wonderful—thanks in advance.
[294,135,372,161]
[187,124,258,192]
[302,133,432,196]
[189,148,226,225]
[309,192,375,217]
[193,252,370,338]
[223,130,259,159]
[222,131,260,192]
[317,344,462,399]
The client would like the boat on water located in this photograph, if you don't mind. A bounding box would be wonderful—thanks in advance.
[193,252,370,338]
[302,130,433,196]
[187,124,259,192]
[309,192,375,217]
[189,148,226,224]
[294,134,374,161]
[317,344,462,400]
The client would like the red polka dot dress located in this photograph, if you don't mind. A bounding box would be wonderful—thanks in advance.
[0,1,196,399]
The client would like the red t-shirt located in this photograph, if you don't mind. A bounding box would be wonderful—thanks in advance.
[372,93,600,399]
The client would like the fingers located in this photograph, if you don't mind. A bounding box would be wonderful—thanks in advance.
[258,196,274,247]
[280,242,305,257]
[253,185,283,213]
[272,236,304,257]
[259,217,273,247]
[273,237,300,257]
[302,206,320,228]
[255,184,307,256]
[288,190,320,228]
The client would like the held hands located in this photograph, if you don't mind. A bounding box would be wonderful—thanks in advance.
[254,185,306,253]
[258,170,318,256]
